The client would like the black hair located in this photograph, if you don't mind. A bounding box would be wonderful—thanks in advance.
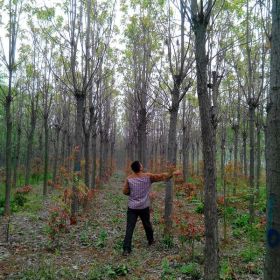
[131,161,141,173]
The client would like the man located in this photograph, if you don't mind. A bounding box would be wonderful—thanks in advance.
[122,160,174,256]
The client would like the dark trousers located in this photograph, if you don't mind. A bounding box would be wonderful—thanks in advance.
[123,207,153,252]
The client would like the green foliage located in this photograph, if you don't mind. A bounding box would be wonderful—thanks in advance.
[161,258,172,276]
[88,263,129,279]
[17,262,77,280]
[194,202,204,214]
[34,7,55,21]
[220,259,234,280]
[80,230,91,246]
[180,262,201,279]
[232,213,250,228]
[240,246,260,263]
[14,192,27,206]
[96,229,108,248]
[161,234,174,249]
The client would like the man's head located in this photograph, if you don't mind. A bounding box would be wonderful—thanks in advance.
[131,161,142,173]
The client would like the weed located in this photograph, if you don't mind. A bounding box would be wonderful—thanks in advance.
[80,230,91,246]
[161,258,172,276]
[180,262,201,279]
[194,202,204,214]
[240,246,260,263]
[161,234,174,249]
[88,263,129,279]
[96,229,108,248]
[220,259,234,280]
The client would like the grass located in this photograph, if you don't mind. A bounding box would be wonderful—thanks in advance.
[1,171,266,280]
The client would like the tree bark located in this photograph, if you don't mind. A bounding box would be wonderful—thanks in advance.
[43,116,49,196]
[164,86,180,235]
[52,126,61,184]
[84,131,90,187]
[256,118,261,201]
[4,92,12,215]
[12,124,21,188]
[242,130,248,177]
[24,103,37,185]
[91,132,97,188]
[191,1,219,277]
[264,1,280,278]
[71,94,85,217]
[248,103,255,223]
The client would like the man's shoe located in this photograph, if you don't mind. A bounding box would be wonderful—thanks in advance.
[122,250,131,256]
[148,240,155,246]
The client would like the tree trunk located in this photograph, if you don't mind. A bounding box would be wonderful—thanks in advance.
[71,94,85,217]
[138,108,147,168]
[164,87,179,235]
[25,111,36,185]
[248,104,255,224]
[233,124,239,195]
[12,125,21,188]
[182,129,190,182]
[221,126,226,184]
[264,1,280,278]
[242,131,248,177]
[99,130,104,181]
[196,140,200,175]
[91,132,97,188]
[192,11,219,279]
[4,91,12,216]
[43,116,49,196]
[84,132,90,187]
[52,126,60,184]
[256,122,261,201]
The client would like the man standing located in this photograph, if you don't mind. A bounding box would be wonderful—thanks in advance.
[122,161,174,256]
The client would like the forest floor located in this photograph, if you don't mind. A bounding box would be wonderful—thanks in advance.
[0,171,265,280]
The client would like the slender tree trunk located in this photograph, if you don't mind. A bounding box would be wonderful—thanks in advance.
[25,113,36,185]
[264,0,280,277]
[61,130,66,167]
[182,131,190,182]
[220,126,226,185]
[164,87,179,234]
[138,108,147,168]
[12,125,21,188]
[242,131,248,177]
[52,126,60,184]
[4,90,12,215]
[196,140,199,175]
[84,132,90,187]
[233,125,239,195]
[43,117,49,195]
[71,94,85,217]
[191,142,195,175]
[192,9,219,278]
[91,132,97,188]
[248,104,255,223]
[256,123,261,201]
[99,131,104,181]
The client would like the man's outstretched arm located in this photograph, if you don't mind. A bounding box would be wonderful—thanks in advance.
[148,172,173,183]
[123,179,130,195]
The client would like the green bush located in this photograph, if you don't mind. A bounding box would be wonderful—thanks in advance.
[220,259,234,280]
[195,202,204,214]
[180,262,201,279]
[96,229,108,248]
[14,192,28,207]
[232,214,250,228]
[161,235,174,249]
[88,264,129,279]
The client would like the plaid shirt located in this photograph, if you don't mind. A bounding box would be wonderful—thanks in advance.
[123,172,172,210]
